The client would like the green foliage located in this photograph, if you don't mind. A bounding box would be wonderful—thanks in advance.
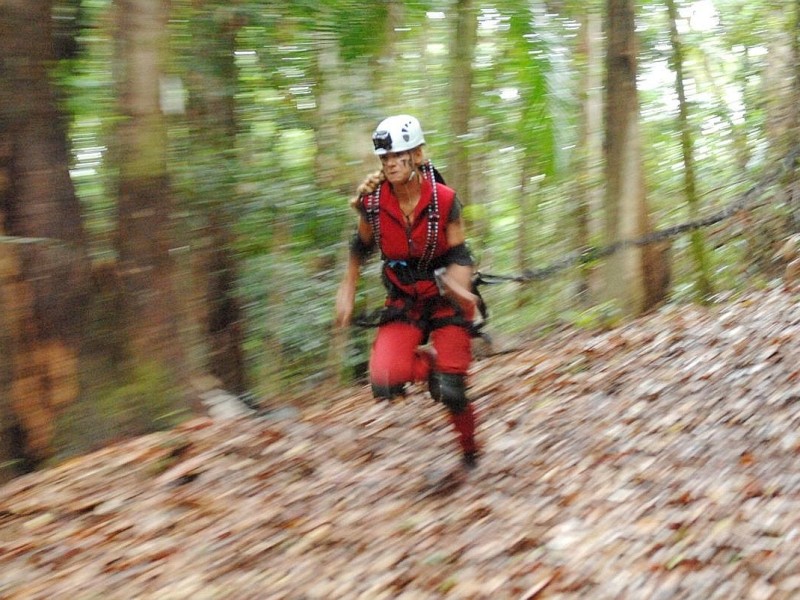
[329,3,390,62]
[100,362,188,430]
[56,361,189,460]
[565,300,626,331]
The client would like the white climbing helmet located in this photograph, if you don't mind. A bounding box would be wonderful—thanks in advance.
[372,114,425,155]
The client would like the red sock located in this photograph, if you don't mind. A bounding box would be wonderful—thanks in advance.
[450,404,478,454]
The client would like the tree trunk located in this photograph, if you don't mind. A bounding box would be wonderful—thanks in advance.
[793,0,800,143]
[375,0,404,113]
[448,0,478,219]
[206,212,246,393]
[604,0,663,315]
[573,7,604,306]
[666,0,712,302]
[763,6,796,159]
[186,3,247,393]
[516,160,537,308]
[759,4,799,247]
[261,212,291,398]
[115,0,199,411]
[313,30,350,195]
[790,0,800,228]
[0,0,90,475]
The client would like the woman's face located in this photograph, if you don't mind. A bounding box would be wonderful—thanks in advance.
[380,150,417,185]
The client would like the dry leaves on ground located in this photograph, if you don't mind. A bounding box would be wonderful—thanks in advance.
[1,287,799,599]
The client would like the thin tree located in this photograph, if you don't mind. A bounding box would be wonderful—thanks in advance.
[573,4,604,306]
[506,6,555,308]
[376,0,404,112]
[791,0,800,227]
[185,3,247,393]
[448,0,478,216]
[665,0,712,301]
[114,0,200,412]
[604,0,666,315]
[773,0,800,230]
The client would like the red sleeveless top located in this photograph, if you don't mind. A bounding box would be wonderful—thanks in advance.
[366,176,458,300]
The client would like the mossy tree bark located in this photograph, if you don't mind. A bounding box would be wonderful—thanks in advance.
[447,0,478,220]
[114,0,200,413]
[604,0,666,315]
[0,0,90,475]
[573,6,604,306]
[666,0,712,302]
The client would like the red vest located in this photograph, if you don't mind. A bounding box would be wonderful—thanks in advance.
[370,177,457,300]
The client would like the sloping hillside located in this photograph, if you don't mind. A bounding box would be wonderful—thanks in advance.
[1,287,799,599]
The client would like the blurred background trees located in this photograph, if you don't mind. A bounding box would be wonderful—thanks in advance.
[0,0,798,479]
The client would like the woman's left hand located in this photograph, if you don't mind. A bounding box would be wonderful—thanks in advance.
[356,170,384,196]
[439,264,479,315]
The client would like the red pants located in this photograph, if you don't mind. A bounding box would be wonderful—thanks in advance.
[369,320,472,385]
[369,295,474,385]
[368,300,478,456]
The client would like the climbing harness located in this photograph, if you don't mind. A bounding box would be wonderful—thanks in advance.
[356,160,489,338]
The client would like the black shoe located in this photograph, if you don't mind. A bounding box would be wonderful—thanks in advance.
[462,450,479,469]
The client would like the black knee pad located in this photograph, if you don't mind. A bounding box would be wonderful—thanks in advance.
[371,382,405,399]
[429,372,468,413]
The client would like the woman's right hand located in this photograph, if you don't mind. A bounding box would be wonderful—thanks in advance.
[335,281,356,327]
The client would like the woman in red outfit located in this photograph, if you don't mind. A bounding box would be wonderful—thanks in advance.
[335,115,480,467]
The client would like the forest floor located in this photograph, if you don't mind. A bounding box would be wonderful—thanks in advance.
[2,286,800,599]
